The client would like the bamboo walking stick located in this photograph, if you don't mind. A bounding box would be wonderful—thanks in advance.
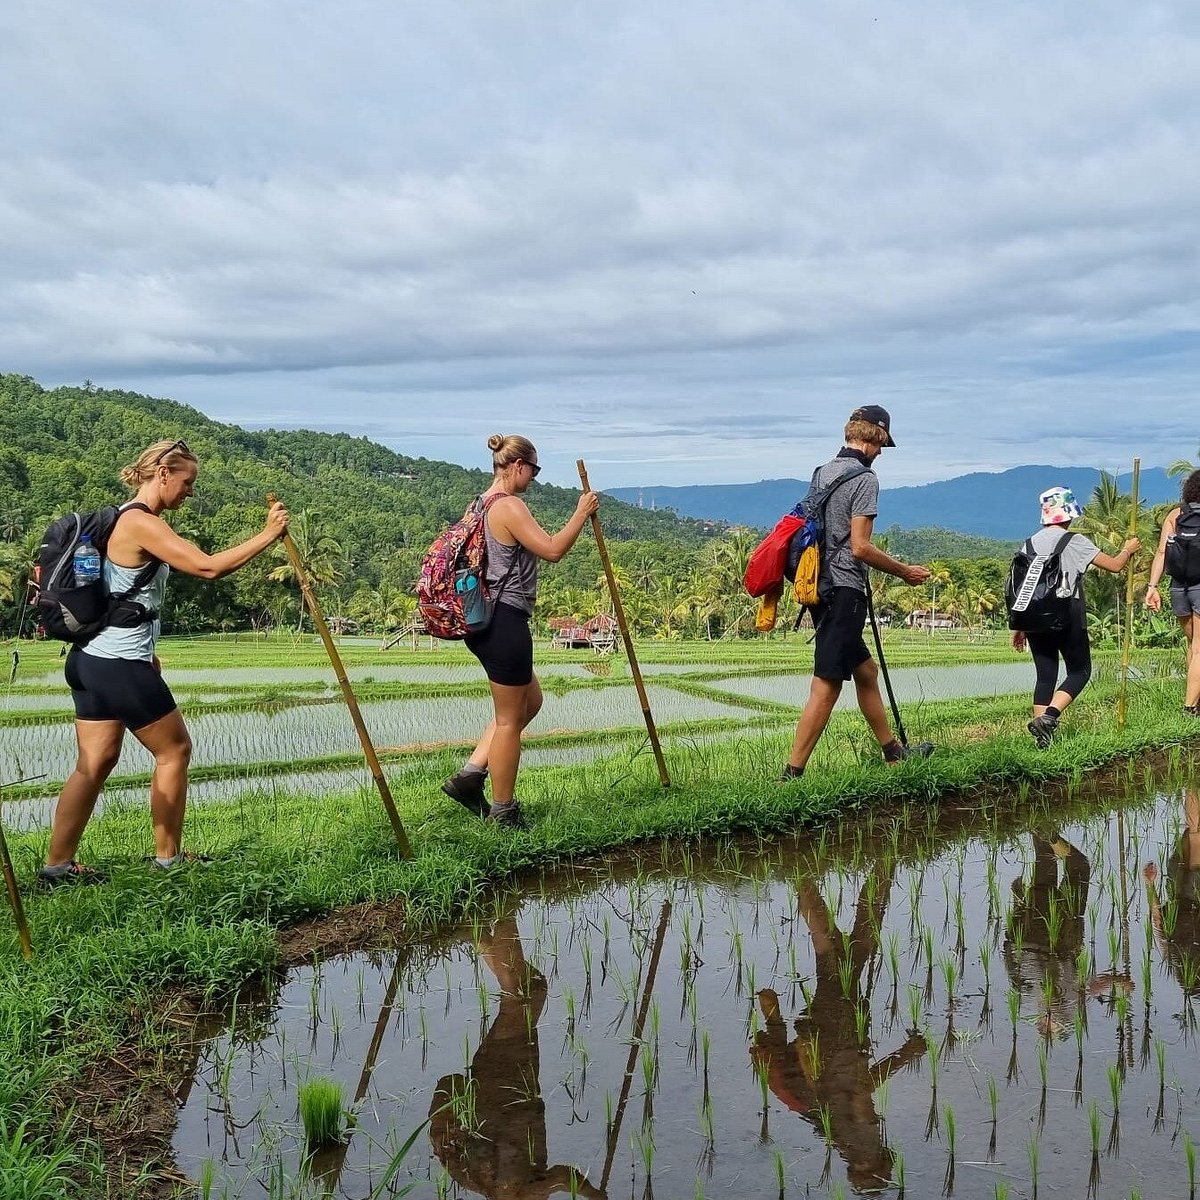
[1117,458,1141,730]
[576,460,670,788]
[267,496,413,857]
[0,801,33,960]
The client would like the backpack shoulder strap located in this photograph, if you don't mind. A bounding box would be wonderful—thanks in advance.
[109,501,163,599]
[816,464,874,514]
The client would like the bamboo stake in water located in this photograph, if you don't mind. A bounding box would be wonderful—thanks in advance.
[267,495,413,857]
[576,460,670,788]
[0,803,33,960]
[1117,459,1141,730]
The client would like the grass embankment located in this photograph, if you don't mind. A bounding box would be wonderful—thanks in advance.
[0,640,1194,1196]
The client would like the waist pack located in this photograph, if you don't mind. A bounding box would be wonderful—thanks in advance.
[417,495,519,639]
[35,502,162,644]
[1005,530,1077,632]
[1166,503,1200,587]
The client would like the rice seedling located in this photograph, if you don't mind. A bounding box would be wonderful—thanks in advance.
[1186,1130,1196,1199]
[298,1075,346,1150]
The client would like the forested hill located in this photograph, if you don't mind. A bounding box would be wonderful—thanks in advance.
[0,374,714,632]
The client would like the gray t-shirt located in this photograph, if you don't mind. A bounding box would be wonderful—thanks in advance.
[1028,527,1100,599]
[811,456,879,593]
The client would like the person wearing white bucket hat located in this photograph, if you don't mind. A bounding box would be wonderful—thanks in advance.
[1011,485,1139,748]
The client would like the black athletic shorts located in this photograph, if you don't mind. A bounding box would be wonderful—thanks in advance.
[812,587,872,682]
[464,602,534,687]
[65,648,178,731]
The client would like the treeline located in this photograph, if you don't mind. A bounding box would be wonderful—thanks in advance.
[0,376,1190,644]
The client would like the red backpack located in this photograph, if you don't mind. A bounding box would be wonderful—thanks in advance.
[417,494,516,639]
[743,508,805,597]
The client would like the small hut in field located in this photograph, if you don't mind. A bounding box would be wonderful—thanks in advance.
[549,614,618,653]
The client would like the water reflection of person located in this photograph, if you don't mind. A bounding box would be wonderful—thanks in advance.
[1003,833,1127,1035]
[750,863,926,1193]
[429,916,604,1200]
[1144,790,1200,999]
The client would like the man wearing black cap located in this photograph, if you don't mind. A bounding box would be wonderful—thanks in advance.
[781,406,932,780]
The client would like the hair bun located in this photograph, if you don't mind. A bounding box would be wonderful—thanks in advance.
[487,434,505,452]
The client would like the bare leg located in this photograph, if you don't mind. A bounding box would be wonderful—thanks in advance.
[131,708,193,860]
[1182,615,1200,707]
[468,676,543,772]
[1032,689,1075,719]
[851,657,893,745]
[45,720,125,866]
[788,676,843,770]
[486,677,543,804]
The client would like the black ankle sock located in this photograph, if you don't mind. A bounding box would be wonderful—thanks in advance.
[782,764,804,778]
[881,739,901,760]
[1044,706,1061,721]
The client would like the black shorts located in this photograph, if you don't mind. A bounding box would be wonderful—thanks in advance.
[812,587,872,681]
[66,648,178,731]
[464,602,534,687]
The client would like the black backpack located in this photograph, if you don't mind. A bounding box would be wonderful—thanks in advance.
[1006,530,1077,632]
[1166,503,1200,587]
[35,502,163,644]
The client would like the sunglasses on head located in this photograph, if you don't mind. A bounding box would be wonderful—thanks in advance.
[521,460,541,478]
[154,439,191,465]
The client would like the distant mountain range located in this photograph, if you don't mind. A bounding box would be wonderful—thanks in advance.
[606,465,1182,540]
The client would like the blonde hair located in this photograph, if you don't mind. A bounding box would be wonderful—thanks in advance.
[487,433,537,473]
[119,439,198,490]
[843,418,889,448]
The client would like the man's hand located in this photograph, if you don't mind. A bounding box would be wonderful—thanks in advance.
[901,564,931,586]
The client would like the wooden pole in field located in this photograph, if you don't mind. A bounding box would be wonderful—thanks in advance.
[0,803,33,960]
[576,460,671,788]
[1117,459,1141,730]
[267,495,413,857]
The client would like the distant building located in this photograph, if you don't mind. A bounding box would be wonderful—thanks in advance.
[549,613,618,652]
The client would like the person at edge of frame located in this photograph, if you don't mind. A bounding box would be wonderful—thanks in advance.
[1143,468,1200,715]
[38,439,289,888]
[440,433,599,831]
[779,406,933,782]
[1011,485,1139,750]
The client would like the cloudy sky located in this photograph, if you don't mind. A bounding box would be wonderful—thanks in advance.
[2,1,1197,488]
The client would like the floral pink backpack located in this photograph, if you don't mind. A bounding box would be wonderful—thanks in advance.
[417,494,517,639]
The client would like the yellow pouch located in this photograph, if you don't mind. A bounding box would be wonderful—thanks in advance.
[792,544,820,607]
[755,583,784,632]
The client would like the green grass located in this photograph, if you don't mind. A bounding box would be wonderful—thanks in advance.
[0,633,1196,1194]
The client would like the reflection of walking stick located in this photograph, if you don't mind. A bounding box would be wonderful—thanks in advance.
[600,899,672,1189]
[576,461,670,788]
[312,956,405,1191]
[267,495,412,857]
[0,799,33,960]
[1117,459,1141,730]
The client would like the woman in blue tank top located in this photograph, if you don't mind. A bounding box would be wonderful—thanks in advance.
[441,434,598,829]
[39,438,289,887]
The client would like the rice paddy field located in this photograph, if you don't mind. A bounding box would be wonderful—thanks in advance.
[2,629,1200,1199]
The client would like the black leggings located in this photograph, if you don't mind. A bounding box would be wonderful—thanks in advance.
[1026,619,1092,706]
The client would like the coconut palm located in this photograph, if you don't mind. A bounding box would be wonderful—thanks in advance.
[268,510,344,630]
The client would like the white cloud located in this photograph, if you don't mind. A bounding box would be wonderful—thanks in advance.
[1,0,1197,486]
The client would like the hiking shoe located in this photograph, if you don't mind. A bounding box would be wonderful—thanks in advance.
[883,741,935,764]
[36,861,108,889]
[149,850,214,870]
[1184,705,1200,717]
[488,801,528,830]
[441,770,488,818]
[776,764,804,784]
[1027,714,1059,750]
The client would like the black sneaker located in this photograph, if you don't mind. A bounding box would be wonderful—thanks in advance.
[1027,714,1058,750]
[488,801,528,830]
[441,771,489,818]
[149,850,215,870]
[883,740,935,764]
[36,861,108,889]
[776,764,804,784]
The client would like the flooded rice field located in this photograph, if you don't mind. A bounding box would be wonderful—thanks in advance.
[175,768,1200,1199]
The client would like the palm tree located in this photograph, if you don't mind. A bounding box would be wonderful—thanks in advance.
[1167,446,1198,479]
[268,510,344,630]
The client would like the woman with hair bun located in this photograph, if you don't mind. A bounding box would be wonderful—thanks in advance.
[38,438,289,887]
[441,434,598,829]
